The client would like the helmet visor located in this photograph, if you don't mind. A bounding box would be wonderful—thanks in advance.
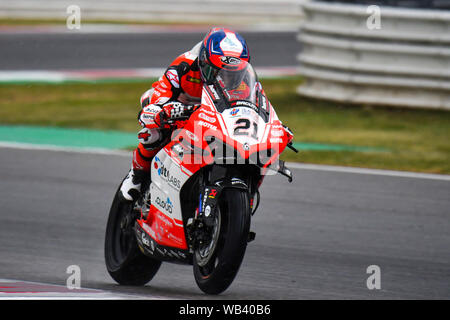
[212,62,257,108]
[200,62,219,85]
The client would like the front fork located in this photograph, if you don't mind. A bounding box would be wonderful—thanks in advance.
[186,177,255,250]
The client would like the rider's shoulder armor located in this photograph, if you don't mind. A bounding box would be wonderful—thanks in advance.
[150,42,203,106]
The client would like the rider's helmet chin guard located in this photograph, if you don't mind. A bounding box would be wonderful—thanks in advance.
[198,28,250,85]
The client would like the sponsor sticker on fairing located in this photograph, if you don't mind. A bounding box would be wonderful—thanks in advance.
[271,129,284,137]
[142,222,156,239]
[208,85,220,100]
[185,130,199,141]
[270,138,283,144]
[198,120,218,131]
[230,108,239,117]
[233,100,259,113]
[154,156,182,190]
[199,113,216,123]
[141,232,150,247]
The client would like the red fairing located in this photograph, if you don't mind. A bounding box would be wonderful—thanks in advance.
[137,61,292,253]
[138,209,187,250]
[162,104,290,177]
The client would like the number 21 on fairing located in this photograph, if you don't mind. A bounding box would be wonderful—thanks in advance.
[233,118,258,139]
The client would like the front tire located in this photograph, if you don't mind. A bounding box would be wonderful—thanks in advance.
[104,186,161,286]
[193,188,251,294]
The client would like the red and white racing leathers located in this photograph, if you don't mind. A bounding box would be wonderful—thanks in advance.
[132,42,204,173]
[121,42,293,200]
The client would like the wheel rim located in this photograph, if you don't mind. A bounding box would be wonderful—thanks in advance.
[195,207,222,269]
[111,203,135,266]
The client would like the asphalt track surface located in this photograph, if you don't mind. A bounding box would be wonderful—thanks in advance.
[0,31,301,70]
[0,146,449,299]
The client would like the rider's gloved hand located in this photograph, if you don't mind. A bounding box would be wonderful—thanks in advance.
[155,102,199,128]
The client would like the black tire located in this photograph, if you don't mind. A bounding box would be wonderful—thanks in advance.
[193,188,251,295]
[104,185,161,286]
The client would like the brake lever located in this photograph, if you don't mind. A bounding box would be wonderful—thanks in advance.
[287,142,299,153]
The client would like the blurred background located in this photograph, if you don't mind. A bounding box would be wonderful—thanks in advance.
[0,0,449,173]
[0,0,449,300]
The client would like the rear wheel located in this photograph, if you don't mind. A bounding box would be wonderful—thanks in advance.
[193,188,251,294]
[104,185,161,286]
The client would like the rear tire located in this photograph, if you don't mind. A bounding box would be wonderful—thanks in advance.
[104,185,161,286]
[193,188,251,294]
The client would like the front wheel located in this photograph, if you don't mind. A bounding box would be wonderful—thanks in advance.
[104,185,161,286]
[193,188,251,294]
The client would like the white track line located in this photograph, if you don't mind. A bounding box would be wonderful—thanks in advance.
[0,278,169,300]
[0,141,131,156]
[1,141,449,181]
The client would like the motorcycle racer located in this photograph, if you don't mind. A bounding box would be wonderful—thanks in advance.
[120,28,252,201]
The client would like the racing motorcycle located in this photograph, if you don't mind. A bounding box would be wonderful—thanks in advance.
[104,61,297,295]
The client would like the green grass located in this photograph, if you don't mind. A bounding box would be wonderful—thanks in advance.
[1,78,449,174]
[0,81,148,132]
[263,78,450,173]
[0,18,68,26]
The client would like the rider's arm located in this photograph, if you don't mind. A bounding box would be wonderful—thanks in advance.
[139,77,172,109]
[140,53,193,109]
[137,54,192,142]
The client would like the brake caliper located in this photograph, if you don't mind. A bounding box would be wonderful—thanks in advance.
[187,178,248,250]
[186,184,222,250]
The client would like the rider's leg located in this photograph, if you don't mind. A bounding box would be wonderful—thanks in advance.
[120,143,160,201]
[120,85,163,201]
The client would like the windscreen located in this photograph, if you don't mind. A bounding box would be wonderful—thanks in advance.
[206,62,270,122]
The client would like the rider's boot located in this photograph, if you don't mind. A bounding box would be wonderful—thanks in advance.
[119,144,159,202]
[119,167,148,201]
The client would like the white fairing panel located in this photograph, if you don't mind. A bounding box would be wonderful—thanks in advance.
[150,149,191,228]
[221,106,268,147]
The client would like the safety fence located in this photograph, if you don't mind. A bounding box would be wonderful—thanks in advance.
[297,1,450,109]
